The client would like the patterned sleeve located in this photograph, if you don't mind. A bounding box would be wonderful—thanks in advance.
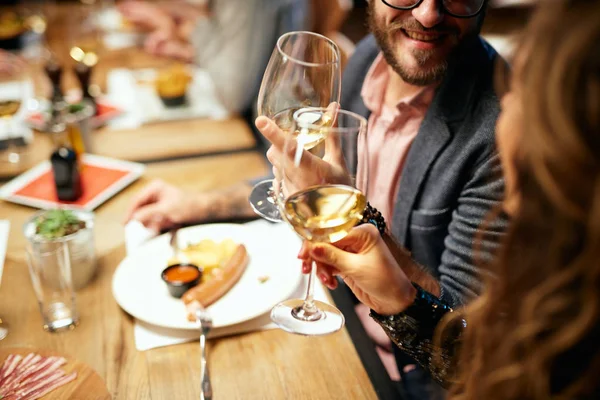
[370,284,465,388]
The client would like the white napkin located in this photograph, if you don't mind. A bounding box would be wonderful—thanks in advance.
[106,67,229,130]
[124,219,331,351]
[0,220,9,287]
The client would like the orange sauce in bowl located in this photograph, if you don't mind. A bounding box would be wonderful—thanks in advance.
[164,265,200,283]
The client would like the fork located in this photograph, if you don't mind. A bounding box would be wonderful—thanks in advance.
[169,226,181,259]
[195,303,213,400]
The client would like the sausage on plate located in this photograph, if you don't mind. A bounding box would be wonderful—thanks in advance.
[182,244,248,320]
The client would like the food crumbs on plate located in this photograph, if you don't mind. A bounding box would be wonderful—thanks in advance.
[258,275,270,284]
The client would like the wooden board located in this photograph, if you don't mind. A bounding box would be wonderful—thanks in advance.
[0,347,110,400]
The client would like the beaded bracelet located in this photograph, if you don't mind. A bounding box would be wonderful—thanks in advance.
[359,202,387,235]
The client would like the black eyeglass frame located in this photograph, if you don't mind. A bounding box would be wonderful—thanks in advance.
[381,0,486,18]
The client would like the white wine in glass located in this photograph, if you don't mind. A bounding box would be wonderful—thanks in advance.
[249,31,341,222]
[271,106,335,158]
[283,185,367,244]
[271,108,369,336]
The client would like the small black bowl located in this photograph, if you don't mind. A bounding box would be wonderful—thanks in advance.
[159,94,187,108]
[161,263,202,298]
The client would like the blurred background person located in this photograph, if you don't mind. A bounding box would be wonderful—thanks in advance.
[118,0,309,116]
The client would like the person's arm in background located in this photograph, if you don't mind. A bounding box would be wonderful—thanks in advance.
[123,0,308,230]
[190,0,306,114]
[118,1,181,34]
[123,179,255,232]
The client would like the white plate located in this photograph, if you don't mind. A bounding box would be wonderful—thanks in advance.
[105,68,229,130]
[112,222,303,330]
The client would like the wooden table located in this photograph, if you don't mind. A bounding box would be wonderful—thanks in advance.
[0,152,380,399]
[0,118,257,179]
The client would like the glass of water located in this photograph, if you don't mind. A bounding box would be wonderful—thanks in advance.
[26,240,79,332]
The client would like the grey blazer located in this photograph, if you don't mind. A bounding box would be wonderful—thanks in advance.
[341,35,506,307]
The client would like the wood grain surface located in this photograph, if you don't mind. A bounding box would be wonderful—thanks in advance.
[0,152,378,399]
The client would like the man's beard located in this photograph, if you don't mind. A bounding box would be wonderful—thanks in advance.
[367,7,474,86]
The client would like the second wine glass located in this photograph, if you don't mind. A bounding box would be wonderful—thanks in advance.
[249,31,341,222]
[270,107,369,336]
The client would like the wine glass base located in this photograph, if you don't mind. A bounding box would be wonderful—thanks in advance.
[270,299,344,336]
[249,179,283,222]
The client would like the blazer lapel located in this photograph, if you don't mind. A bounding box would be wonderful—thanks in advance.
[390,37,496,244]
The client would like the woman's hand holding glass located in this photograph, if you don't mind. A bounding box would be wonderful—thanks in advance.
[298,224,417,317]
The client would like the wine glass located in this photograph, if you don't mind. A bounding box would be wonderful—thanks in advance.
[69,2,103,69]
[67,1,104,109]
[270,107,369,336]
[249,31,341,222]
[0,54,27,166]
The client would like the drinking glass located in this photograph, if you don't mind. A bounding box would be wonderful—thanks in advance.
[270,107,369,336]
[249,31,341,222]
[0,54,27,166]
[26,240,79,332]
[69,2,103,69]
[24,209,97,291]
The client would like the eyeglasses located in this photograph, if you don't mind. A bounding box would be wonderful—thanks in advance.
[381,0,486,18]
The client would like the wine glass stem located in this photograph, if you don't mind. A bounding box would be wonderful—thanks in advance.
[302,259,318,314]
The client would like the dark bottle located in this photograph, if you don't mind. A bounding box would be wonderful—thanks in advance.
[50,122,83,202]
[74,62,97,115]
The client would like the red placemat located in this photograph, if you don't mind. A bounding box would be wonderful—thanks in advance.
[0,154,145,210]
[14,164,129,207]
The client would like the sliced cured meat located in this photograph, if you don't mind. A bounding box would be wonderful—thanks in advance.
[0,353,77,400]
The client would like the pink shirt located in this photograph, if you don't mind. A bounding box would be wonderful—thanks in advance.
[358,54,436,225]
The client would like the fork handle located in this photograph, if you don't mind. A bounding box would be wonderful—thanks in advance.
[200,333,213,400]
[201,364,212,400]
